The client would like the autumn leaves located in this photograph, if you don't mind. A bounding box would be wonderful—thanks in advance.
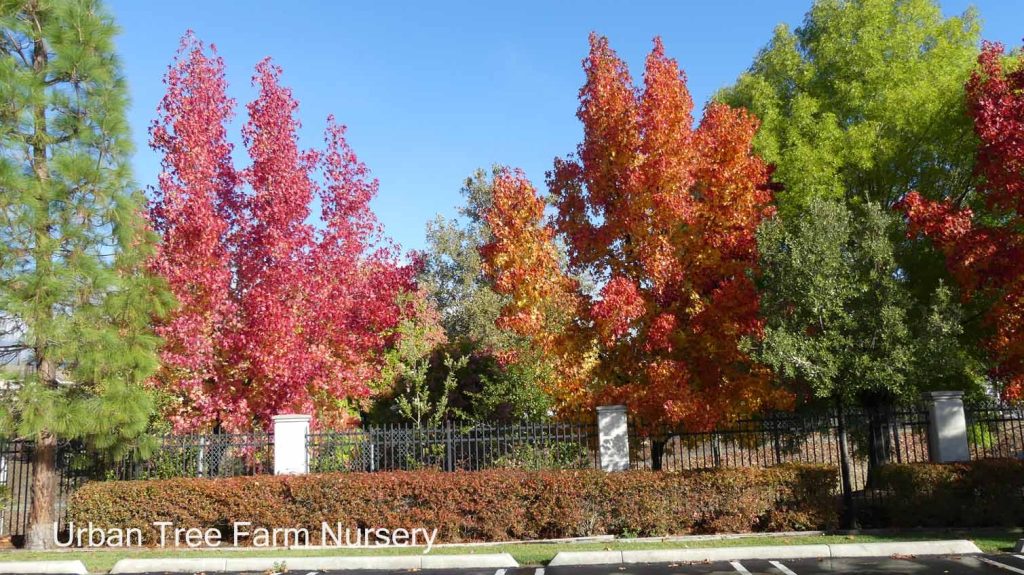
[480,35,790,431]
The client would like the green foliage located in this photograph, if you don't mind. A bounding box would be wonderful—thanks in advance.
[421,168,516,351]
[69,465,839,542]
[719,0,980,215]
[394,353,468,427]
[491,441,590,470]
[967,422,995,451]
[722,0,990,406]
[0,0,170,452]
[751,199,986,404]
[471,359,553,423]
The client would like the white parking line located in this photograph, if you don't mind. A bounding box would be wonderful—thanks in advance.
[730,560,752,574]
[769,559,799,575]
[980,557,1024,574]
[495,569,506,575]
[534,569,545,575]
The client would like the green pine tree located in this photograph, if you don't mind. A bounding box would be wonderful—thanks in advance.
[0,0,170,549]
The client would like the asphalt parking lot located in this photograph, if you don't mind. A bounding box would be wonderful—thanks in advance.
[151,554,1024,575]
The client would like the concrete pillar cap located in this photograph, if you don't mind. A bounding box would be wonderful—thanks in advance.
[922,391,965,400]
[272,414,312,423]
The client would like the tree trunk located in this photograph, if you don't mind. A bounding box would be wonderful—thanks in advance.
[836,403,858,529]
[866,408,892,488]
[650,438,666,471]
[24,17,57,550]
[25,433,57,550]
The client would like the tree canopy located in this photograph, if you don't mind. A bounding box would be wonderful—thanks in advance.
[0,0,170,548]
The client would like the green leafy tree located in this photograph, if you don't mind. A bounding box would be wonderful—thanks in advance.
[720,0,980,215]
[751,199,986,522]
[421,167,514,350]
[753,200,984,407]
[721,0,989,406]
[0,0,169,548]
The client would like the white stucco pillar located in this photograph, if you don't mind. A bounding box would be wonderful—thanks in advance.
[273,414,311,475]
[923,391,970,463]
[597,405,629,472]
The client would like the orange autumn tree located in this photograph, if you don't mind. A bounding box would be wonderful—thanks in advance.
[482,35,792,464]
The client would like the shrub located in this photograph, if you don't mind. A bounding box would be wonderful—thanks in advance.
[68,465,838,545]
[872,459,1024,527]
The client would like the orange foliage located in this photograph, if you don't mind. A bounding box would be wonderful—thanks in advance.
[481,35,792,430]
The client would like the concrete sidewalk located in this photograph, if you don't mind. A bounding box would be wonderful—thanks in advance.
[108,552,518,573]
[548,539,982,566]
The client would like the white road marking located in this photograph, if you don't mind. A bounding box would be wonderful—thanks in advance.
[770,559,799,575]
[980,557,1024,574]
[534,569,545,575]
[1016,555,1024,561]
[730,560,752,574]
[495,570,507,575]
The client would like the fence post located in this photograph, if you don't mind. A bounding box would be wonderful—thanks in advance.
[923,391,970,463]
[597,405,629,471]
[272,414,311,475]
[197,436,206,477]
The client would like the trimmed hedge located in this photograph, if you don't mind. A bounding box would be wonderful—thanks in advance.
[871,458,1024,527]
[68,465,838,545]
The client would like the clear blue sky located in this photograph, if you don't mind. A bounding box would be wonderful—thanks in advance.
[108,0,1022,254]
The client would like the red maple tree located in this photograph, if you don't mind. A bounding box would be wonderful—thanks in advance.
[902,41,1024,401]
[482,35,792,432]
[149,34,416,431]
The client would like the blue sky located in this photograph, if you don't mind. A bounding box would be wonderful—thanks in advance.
[108,0,1022,254]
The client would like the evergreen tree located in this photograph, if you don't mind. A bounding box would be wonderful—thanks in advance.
[0,0,168,548]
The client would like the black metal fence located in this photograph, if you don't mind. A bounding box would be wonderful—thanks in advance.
[628,406,932,507]
[112,433,274,480]
[965,403,1024,460]
[0,432,273,538]
[307,421,599,473]
[2,401,1021,539]
[0,441,93,539]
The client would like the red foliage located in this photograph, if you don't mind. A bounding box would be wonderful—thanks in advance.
[69,466,838,543]
[149,34,415,431]
[902,42,1024,401]
[482,35,792,430]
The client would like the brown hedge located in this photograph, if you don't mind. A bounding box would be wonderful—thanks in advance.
[67,465,838,545]
[871,458,1024,527]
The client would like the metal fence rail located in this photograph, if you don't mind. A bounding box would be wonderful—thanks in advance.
[308,421,599,473]
[114,433,274,480]
[628,406,931,505]
[966,404,1024,460]
[0,441,92,539]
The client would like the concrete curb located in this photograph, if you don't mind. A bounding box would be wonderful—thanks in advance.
[827,540,982,557]
[109,553,518,573]
[0,560,89,574]
[547,540,982,566]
